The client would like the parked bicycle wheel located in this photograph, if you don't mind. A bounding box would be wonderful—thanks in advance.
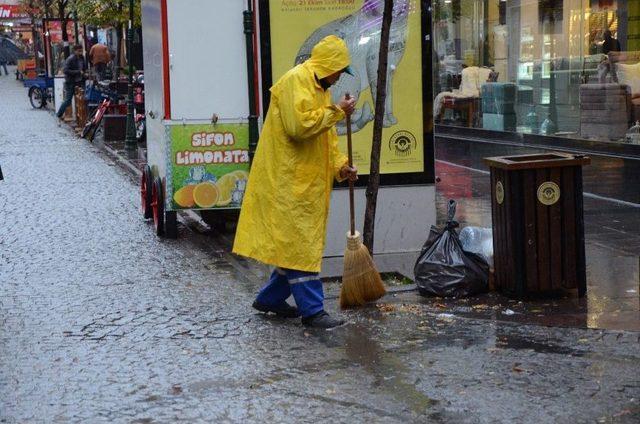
[81,117,96,139]
[82,105,103,141]
[28,87,45,109]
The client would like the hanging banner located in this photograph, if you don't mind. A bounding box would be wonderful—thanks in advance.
[0,5,28,19]
[166,123,250,210]
[268,0,424,175]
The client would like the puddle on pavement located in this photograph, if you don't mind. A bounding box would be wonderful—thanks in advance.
[428,163,640,331]
[584,245,639,331]
[365,242,640,332]
[494,334,583,356]
[317,324,438,415]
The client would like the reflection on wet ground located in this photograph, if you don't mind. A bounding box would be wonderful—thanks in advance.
[434,138,639,331]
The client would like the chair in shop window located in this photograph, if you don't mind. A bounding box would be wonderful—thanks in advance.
[435,66,495,127]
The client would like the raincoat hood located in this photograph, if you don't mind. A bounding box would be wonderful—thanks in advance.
[306,35,351,79]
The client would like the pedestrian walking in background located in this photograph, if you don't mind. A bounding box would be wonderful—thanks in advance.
[0,49,8,76]
[233,35,357,329]
[0,34,9,76]
[56,45,86,120]
[88,42,111,80]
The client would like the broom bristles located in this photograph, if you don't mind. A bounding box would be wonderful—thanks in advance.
[340,245,367,308]
[340,231,387,308]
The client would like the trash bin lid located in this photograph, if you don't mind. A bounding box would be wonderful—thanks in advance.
[483,152,591,170]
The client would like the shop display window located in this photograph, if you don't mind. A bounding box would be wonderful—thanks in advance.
[433,0,640,145]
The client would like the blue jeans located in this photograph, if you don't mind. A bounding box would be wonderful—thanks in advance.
[255,268,324,318]
[56,82,76,118]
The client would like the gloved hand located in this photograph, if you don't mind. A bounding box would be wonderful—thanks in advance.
[340,164,358,182]
[337,94,356,116]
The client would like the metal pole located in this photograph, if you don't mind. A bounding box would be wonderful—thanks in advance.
[43,19,51,77]
[243,2,259,163]
[124,0,137,153]
[73,9,79,43]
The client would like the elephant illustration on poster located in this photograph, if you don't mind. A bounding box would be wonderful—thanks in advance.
[294,0,410,135]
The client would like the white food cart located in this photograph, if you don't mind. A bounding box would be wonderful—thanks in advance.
[140,0,436,272]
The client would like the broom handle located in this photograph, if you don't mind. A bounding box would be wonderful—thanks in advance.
[345,93,355,236]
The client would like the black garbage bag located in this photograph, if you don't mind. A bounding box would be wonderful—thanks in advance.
[414,200,489,297]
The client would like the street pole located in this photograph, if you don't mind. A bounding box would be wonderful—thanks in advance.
[124,0,137,154]
[363,0,393,252]
[243,2,259,163]
[73,8,79,44]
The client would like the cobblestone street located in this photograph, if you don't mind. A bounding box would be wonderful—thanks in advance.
[1,71,639,423]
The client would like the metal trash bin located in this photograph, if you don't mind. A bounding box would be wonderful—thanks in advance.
[483,153,591,298]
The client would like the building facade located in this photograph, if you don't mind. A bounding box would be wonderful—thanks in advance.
[433,0,640,154]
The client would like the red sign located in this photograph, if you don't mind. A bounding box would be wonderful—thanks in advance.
[0,5,27,19]
[45,21,77,43]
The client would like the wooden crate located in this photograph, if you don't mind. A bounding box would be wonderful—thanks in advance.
[74,88,87,127]
[484,153,591,298]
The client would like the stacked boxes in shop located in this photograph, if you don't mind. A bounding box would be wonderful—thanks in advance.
[482,83,518,132]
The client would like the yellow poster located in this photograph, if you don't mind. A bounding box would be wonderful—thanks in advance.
[268,0,424,175]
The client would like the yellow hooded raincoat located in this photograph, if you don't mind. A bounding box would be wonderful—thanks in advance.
[232,35,350,273]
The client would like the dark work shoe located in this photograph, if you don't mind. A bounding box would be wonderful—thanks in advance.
[301,311,345,329]
[252,300,301,318]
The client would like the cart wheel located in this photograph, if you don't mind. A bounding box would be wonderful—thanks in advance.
[165,211,178,239]
[28,87,45,109]
[151,177,165,236]
[141,165,153,219]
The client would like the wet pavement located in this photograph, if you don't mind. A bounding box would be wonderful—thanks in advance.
[1,70,639,423]
[435,139,640,332]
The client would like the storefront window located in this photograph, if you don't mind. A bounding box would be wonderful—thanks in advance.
[433,0,640,145]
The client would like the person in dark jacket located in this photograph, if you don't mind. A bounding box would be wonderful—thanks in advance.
[0,48,8,76]
[56,45,86,119]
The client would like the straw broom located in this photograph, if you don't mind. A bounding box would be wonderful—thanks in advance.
[340,95,386,308]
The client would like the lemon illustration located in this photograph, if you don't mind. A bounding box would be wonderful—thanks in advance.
[231,170,249,181]
[173,185,196,208]
[216,173,238,206]
[193,182,220,208]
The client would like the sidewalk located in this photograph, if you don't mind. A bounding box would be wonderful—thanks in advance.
[1,69,638,423]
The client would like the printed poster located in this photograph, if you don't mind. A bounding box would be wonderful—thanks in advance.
[168,123,250,210]
[269,0,424,175]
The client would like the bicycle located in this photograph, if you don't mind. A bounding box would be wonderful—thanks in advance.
[81,80,122,142]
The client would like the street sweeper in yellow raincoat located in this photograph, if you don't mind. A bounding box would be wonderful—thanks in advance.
[233,35,357,328]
